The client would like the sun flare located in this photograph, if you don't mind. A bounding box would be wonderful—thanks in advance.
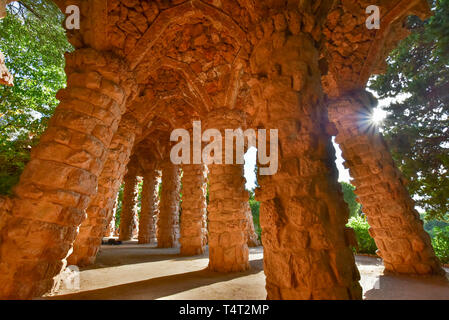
[371,107,387,125]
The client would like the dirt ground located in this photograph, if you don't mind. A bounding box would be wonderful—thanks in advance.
[47,241,449,300]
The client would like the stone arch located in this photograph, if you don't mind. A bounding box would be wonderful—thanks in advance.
[149,57,213,113]
[127,0,250,70]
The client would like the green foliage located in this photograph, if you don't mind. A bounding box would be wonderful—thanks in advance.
[0,137,33,194]
[432,226,449,263]
[369,0,449,221]
[348,214,449,263]
[423,217,449,237]
[136,179,143,218]
[340,182,362,218]
[347,215,378,255]
[430,226,449,264]
[0,1,72,194]
[249,191,261,240]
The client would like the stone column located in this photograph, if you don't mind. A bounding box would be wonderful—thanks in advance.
[180,164,207,256]
[0,48,136,299]
[132,203,140,239]
[157,161,181,248]
[118,168,139,241]
[244,202,260,247]
[138,169,160,244]
[328,90,443,276]
[69,115,139,266]
[104,208,116,237]
[205,109,250,273]
[208,164,250,272]
[250,15,362,299]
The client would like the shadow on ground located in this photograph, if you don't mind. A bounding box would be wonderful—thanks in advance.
[51,243,449,300]
[51,258,263,300]
[81,241,209,270]
[364,273,449,300]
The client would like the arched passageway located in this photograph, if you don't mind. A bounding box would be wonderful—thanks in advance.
[0,0,444,300]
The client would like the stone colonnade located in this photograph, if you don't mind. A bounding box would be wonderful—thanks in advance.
[0,0,440,301]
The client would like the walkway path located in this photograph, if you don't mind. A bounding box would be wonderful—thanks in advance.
[48,242,449,300]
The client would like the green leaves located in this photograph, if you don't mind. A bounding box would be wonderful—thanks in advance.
[249,191,261,240]
[0,0,72,194]
[431,226,449,264]
[340,182,362,218]
[347,216,378,255]
[370,0,449,221]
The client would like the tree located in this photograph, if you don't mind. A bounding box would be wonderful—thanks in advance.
[370,0,449,221]
[0,0,72,194]
[340,182,362,218]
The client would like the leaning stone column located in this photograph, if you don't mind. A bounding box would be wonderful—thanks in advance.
[69,115,139,266]
[205,109,250,273]
[118,167,139,241]
[104,208,116,237]
[0,48,137,299]
[328,90,443,276]
[138,169,160,244]
[132,205,140,239]
[180,164,207,256]
[244,202,260,247]
[157,161,181,248]
[249,13,362,299]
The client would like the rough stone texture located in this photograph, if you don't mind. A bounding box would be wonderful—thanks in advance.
[244,202,260,247]
[132,202,140,239]
[208,162,250,273]
[118,166,139,241]
[0,1,12,86]
[328,90,444,276]
[249,6,362,299]
[138,169,160,244]
[323,0,431,98]
[0,0,435,300]
[68,115,139,266]
[0,47,137,299]
[0,1,14,21]
[104,205,117,237]
[180,164,207,256]
[322,0,441,277]
[157,161,181,248]
[0,51,13,86]
[205,109,250,273]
